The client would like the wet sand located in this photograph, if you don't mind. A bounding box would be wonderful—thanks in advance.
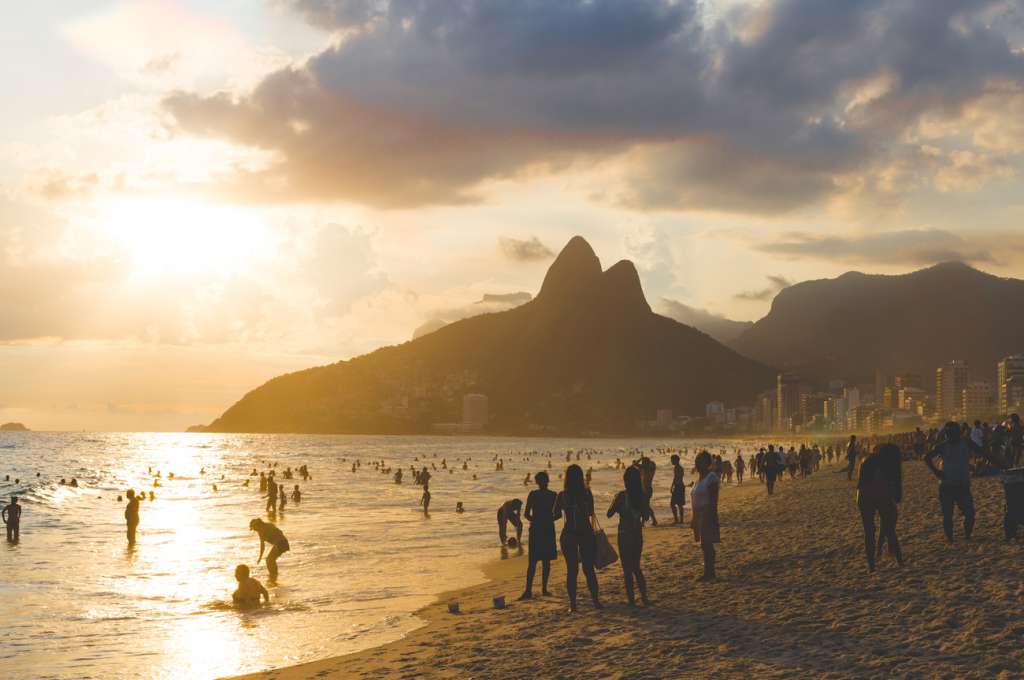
[230,461,1024,680]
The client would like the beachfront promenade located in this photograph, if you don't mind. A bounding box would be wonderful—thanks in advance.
[234,460,1023,680]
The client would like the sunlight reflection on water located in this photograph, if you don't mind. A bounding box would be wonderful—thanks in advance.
[0,431,761,679]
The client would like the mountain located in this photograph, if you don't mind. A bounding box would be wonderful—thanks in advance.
[197,236,776,435]
[658,299,754,345]
[731,261,1024,385]
[0,422,29,431]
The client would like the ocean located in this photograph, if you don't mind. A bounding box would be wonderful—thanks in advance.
[0,431,767,679]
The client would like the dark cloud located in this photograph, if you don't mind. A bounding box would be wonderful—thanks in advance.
[165,0,1024,211]
[755,229,1005,265]
[498,236,554,262]
[734,275,794,302]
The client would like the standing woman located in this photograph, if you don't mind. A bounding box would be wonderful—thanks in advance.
[519,471,558,600]
[607,466,651,606]
[857,443,903,571]
[554,464,602,612]
[691,451,720,582]
[125,489,140,545]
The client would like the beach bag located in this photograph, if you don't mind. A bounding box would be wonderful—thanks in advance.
[592,516,618,569]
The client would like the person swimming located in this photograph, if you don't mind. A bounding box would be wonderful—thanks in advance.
[249,518,290,580]
[232,564,269,607]
[456,501,465,514]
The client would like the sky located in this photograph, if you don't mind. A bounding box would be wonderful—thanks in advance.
[2,0,1024,431]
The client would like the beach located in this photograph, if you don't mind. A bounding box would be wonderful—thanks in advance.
[234,460,1024,680]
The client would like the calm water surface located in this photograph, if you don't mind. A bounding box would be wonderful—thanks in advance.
[0,432,767,679]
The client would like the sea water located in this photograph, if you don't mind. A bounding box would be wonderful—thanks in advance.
[0,432,757,679]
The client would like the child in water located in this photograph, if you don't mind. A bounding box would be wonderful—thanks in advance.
[232,564,269,607]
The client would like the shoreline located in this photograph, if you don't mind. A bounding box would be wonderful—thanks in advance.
[229,460,1023,679]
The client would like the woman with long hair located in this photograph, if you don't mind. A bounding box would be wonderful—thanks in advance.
[607,466,651,606]
[857,443,903,571]
[691,451,720,582]
[554,464,602,612]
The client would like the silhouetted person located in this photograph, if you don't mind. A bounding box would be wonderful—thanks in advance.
[765,445,780,494]
[554,464,602,612]
[266,479,278,512]
[232,564,269,607]
[3,495,21,542]
[250,518,289,580]
[669,454,686,524]
[125,490,140,545]
[291,485,301,503]
[636,456,658,526]
[421,476,431,516]
[497,499,523,546]
[691,451,720,582]
[607,467,651,606]
[735,453,745,484]
[925,421,1004,542]
[845,435,859,480]
[857,444,903,572]
[519,472,557,600]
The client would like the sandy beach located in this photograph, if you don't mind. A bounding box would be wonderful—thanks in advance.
[231,460,1023,680]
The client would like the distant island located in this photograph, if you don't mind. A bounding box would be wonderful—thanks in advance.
[0,422,30,431]
[190,236,776,435]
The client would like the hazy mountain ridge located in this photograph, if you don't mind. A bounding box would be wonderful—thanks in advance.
[197,236,776,435]
[731,261,1024,384]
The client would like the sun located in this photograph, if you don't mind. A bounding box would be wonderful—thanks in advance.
[101,198,272,278]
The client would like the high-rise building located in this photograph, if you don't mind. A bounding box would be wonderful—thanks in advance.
[776,373,804,432]
[936,360,969,420]
[997,355,1024,415]
[705,401,725,424]
[894,373,922,390]
[462,393,489,428]
[961,381,994,421]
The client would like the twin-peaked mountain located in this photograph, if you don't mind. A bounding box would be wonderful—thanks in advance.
[731,261,1024,385]
[196,236,776,434]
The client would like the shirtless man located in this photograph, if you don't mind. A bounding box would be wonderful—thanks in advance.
[497,499,523,546]
[2,495,21,542]
[669,455,686,524]
[232,564,269,607]
[250,518,290,580]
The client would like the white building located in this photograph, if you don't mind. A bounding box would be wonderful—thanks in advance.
[462,393,489,428]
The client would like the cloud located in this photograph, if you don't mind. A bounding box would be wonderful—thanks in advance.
[754,229,1010,265]
[734,275,793,301]
[160,1,1024,213]
[658,298,753,345]
[498,236,554,262]
[410,290,533,339]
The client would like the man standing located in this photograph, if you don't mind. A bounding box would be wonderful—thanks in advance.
[124,490,140,545]
[925,421,1005,542]
[845,435,859,481]
[2,495,21,542]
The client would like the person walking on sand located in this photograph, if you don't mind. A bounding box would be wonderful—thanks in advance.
[124,489,140,545]
[3,495,21,542]
[497,498,523,546]
[925,421,1005,542]
[669,454,687,524]
[857,444,903,572]
[691,451,720,582]
[735,453,745,485]
[519,472,557,600]
[232,564,269,607]
[607,467,651,606]
[845,435,859,481]
[554,464,602,612]
[764,445,779,495]
[249,518,290,580]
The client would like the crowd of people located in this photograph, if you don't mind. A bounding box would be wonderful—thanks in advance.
[4,414,1020,613]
